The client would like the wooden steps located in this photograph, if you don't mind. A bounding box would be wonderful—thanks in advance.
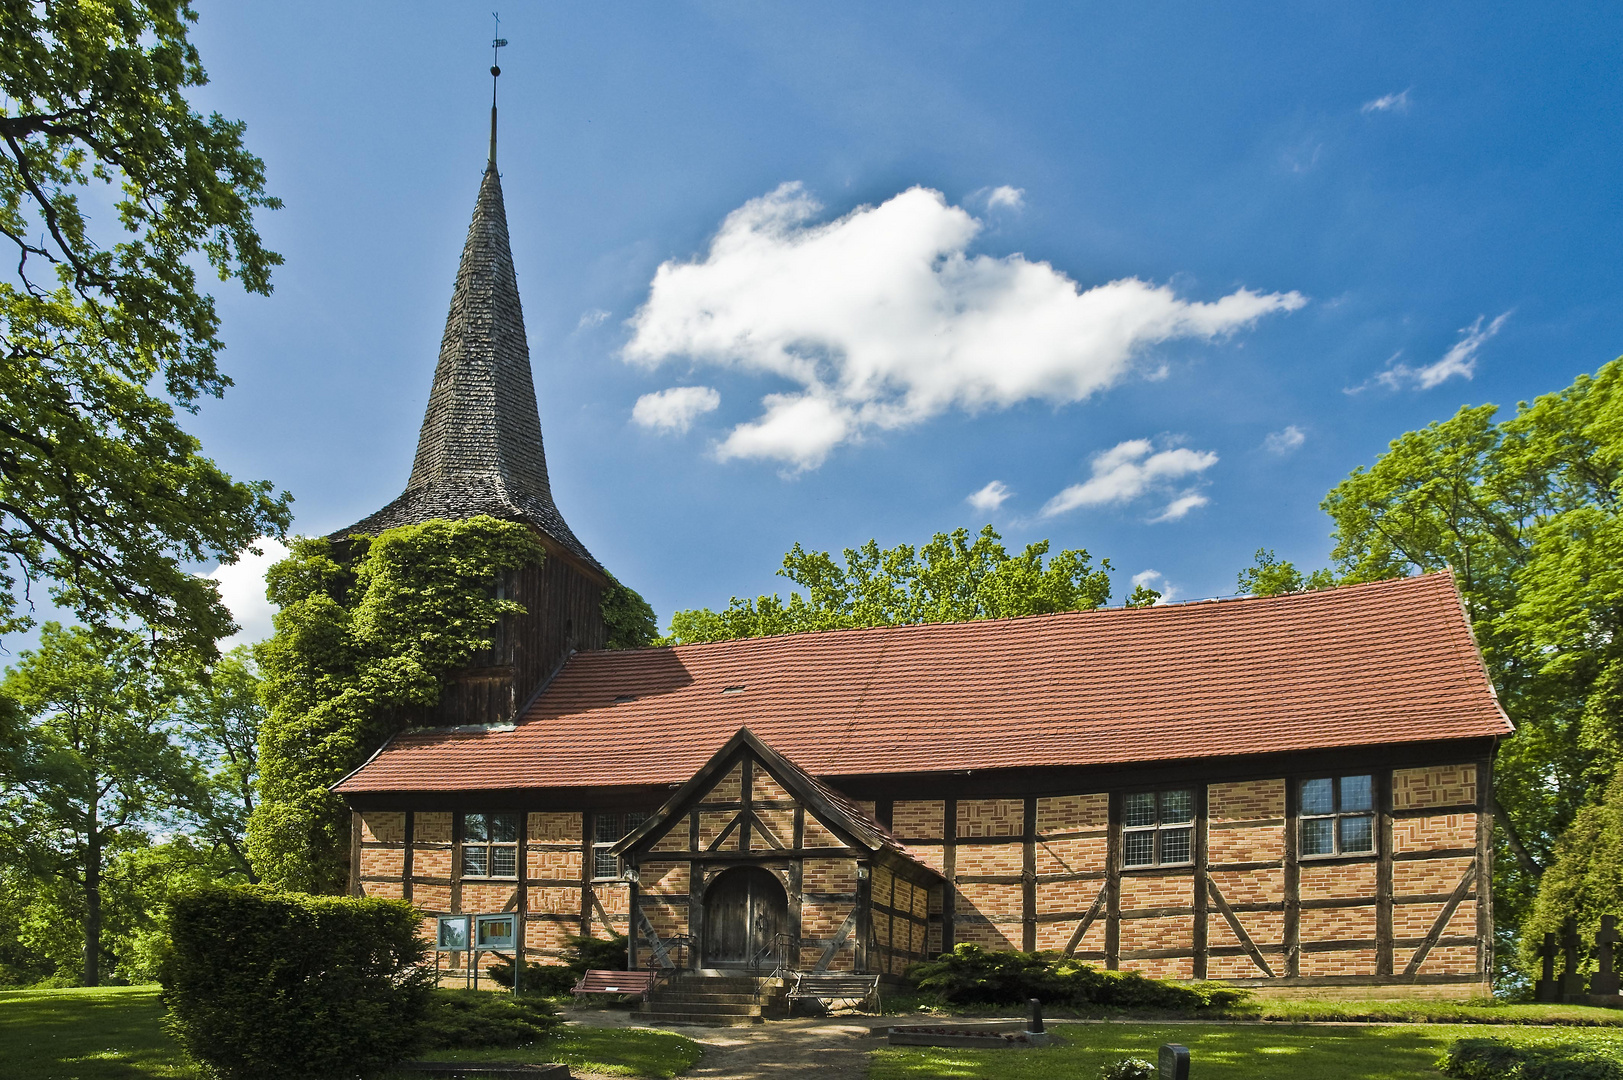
[635,973,789,1027]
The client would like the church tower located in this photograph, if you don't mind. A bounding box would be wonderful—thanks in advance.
[333,81,608,725]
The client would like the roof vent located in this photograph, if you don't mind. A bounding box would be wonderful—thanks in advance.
[722,685,746,694]
[613,694,638,704]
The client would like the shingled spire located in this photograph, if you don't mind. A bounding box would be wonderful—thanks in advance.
[334,142,601,573]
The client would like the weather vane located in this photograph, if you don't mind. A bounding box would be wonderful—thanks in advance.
[488,12,507,164]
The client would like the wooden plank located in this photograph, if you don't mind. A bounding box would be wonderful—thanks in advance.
[451,813,464,917]
[942,800,957,953]
[1283,776,1300,977]
[1207,879,1276,978]
[705,812,744,852]
[350,811,364,897]
[739,754,754,851]
[1393,848,1478,862]
[686,853,704,971]
[750,810,787,850]
[1476,756,1494,980]
[1390,803,1480,819]
[1022,795,1037,952]
[814,911,857,972]
[1376,770,1394,977]
[877,799,894,832]
[1194,784,1209,980]
[788,804,805,968]
[854,864,872,973]
[1401,863,1478,977]
[1105,792,1122,969]
[515,812,528,964]
[579,811,592,938]
[1064,881,1109,956]
[402,811,415,903]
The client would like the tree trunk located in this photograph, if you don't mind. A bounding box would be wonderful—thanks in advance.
[84,812,101,987]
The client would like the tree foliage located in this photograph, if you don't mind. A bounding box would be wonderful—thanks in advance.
[247,517,544,893]
[1316,357,1623,977]
[1236,548,1337,597]
[174,646,265,879]
[663,525,1117,644]
[0,0,290,655]
[0,622,196,985]
[602,573,658,650]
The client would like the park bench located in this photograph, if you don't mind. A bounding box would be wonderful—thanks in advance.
[571,968,661,1002]
[784,971,881,1012]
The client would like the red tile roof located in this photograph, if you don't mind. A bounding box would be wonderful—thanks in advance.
[334,572,1510,795]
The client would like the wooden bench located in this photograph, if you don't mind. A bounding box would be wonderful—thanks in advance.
[571,968,660,1002]
[785,972,881,1012]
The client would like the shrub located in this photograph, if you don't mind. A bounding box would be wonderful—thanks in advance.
[420,989,558,1049]
[483,957,579,996]
[1099,1060,1156,1080]
[905,944,1250,1010]
[1441,1038,1623,1080]
[570,932,630,973]
[159,884,432,1080]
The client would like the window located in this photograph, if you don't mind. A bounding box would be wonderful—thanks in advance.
[592,811,648,880]
[1299,775,1376,857]
[462,813,519,877]
[1122,789,1194,867]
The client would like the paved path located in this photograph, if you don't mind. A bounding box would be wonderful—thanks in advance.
[564,1008,875,1080]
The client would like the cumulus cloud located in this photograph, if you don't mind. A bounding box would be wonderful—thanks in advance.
[632,385,721,434]
[624,183,1305,469]
[1264,425,1306,454]
[966,480,1012,513]
[1362,88,1412,114]
[577,308,611,330]
[1369,312,1511,391]
[1040,438,1218,521]
[986,185,1025,211]
[203,537,290,650]
[1131,568,1178,604]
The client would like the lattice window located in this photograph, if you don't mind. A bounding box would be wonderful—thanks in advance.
[1299,774,1376,857]
[462,813,519,877]
[1121,789,1194,867]
[592,811,649,880]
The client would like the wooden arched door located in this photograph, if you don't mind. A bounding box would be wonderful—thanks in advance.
[703,866,787,968]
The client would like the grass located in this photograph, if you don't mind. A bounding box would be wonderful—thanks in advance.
[880,989,1623,1026]
[0,986,703,1080]
[871,1022,1623,1080]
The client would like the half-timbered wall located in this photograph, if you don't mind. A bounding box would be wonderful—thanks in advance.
[351,757,1490,988]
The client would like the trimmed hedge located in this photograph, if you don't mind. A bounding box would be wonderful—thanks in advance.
[420,989,558,1049]
[1442,1038,1623,1080]
[486,932,629,995]
[159,884,433,1080]
[906,944,1250,1009]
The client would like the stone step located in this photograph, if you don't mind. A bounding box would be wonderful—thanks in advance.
[648,999,770,1015]
[648,992,764,1005]
[638,1010,767,1027]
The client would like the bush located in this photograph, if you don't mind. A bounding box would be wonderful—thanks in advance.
[420,989,558,1049]
[570,932,629,973]
[1099,1060,1155,1080]
[905,944,1250,1010]
[159,884,432,1080]
[483,957,579,996]
[1442,1038,1623,1080]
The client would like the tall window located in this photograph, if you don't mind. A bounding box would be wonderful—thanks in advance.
[1122,789,1194,867]
[1299,775,1375,856]
[593,811,649,880]
[462,813,519,877]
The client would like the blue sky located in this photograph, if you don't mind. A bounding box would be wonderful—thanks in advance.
[165,2,1621,643]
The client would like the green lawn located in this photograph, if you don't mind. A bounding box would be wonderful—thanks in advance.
[0,986,702,1080]
[871,1022,1623,1080]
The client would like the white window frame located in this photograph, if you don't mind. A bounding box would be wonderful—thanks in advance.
[461,812,520,879]
[1121,788,1195,868]
[1298,775,1377,858]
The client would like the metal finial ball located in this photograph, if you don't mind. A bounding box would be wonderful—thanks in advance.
[491,65,501,77]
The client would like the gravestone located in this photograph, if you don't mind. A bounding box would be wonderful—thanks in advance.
[1535,933,1559,1002]
[1561,916,1589,998]
[1159,1043,1190,1080]
[1594,915,1622,997]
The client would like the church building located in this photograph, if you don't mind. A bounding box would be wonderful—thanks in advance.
[331,101,1513,996]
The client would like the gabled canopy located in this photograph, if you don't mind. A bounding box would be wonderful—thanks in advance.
[613,727,941,882]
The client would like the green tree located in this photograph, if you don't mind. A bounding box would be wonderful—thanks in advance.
[662,525,1118,644]
[0,623,196,984]
[174,646,264,879]
[0,0,290,656]
[1235,548,1337,597]
[1318,357,1623,977]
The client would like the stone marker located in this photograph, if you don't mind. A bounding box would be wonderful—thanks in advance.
[1028,998,1044,1034]
[1562,916,1589,998]
[1159,1043,1190,1080]
[1594,915,1622,997]
[1536,933,1559,1002]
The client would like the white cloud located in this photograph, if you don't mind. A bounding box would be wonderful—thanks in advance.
[1362,88,1412,114]
[1131,569,1178,604]
[632,385,721,434]
[1371,312,1511,391]
[1040,438,1218,520]
[577,308,611,330]
[986,185,1025,211]
[624,182,1305,469]
[1264,425,1306,454]
[966,480,1012,513]
[203,537,290,650]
